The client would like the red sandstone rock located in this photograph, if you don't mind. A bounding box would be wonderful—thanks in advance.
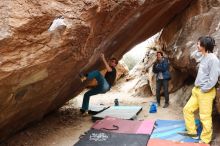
[0,0,193,140]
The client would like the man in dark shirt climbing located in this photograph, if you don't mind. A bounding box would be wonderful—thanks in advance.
[79,53,118,114]
[153,51,171,108]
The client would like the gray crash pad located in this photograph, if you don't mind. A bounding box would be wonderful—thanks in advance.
[92,106,142,121]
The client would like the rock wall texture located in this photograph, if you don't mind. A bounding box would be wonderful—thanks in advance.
[0,0,193,141]
[160,0,220,73]
[159,0,220,112]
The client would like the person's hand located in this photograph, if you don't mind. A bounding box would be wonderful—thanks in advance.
[153,59,158,64]
[156,58,161,63]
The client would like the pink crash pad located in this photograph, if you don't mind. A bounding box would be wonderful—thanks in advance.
[92,116,155,134]
[148,139,210,146]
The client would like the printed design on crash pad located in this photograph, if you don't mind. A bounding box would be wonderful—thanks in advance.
[74,129,150,146]
[89,132,108,142]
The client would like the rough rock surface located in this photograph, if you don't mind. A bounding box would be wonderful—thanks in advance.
[160,0,220,73]
[171,84,194,107]
[133,75,152,97]
[0,0,193,141]
[116,61,129,80]
[159,0,220,112]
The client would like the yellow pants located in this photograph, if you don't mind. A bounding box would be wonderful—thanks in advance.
[183,87,216,144]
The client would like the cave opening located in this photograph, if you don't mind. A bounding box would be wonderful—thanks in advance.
[120,34,158,71]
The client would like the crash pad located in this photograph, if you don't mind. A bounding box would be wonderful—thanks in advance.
[148,139,209,146]
[92,116,155,134]
[151,119,201,143]
[74,129,150,146]
[92,106,142,121]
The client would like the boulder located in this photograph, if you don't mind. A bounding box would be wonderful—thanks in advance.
[0,0,193,140]
[159,0,220,73]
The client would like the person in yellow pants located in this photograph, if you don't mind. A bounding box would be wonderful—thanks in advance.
[183,87,216,143]
[182,36,220,144]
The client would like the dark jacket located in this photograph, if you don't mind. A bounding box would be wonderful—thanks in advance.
[153,57,171,80]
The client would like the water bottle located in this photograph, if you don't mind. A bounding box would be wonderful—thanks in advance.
[149,102,157,113]
[114,98,119,106]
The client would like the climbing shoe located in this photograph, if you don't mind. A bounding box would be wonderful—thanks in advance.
[163,103,169,108]
[178,131,199,140]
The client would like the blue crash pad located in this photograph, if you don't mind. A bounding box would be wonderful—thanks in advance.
[151,119,202,143]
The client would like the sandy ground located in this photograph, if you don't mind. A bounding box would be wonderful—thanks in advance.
[1,78,219,146]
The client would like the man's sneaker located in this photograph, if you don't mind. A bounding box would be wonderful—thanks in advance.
[178,131,199,139]
[79,73,87,82]
[163,103,169,108]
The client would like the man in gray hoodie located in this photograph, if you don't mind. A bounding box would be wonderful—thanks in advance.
[181,36,220,144]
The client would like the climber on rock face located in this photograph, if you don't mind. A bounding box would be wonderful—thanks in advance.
[181,36,220,144]
[79,53,118,115]
[152,51,171,108]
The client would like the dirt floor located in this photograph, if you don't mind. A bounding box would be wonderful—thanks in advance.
[0,78,219,146]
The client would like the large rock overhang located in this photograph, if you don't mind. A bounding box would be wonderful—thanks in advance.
[0,0,193,141]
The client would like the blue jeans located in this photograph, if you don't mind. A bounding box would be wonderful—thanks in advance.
[81,70,110,110]
[156,79,169,104]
